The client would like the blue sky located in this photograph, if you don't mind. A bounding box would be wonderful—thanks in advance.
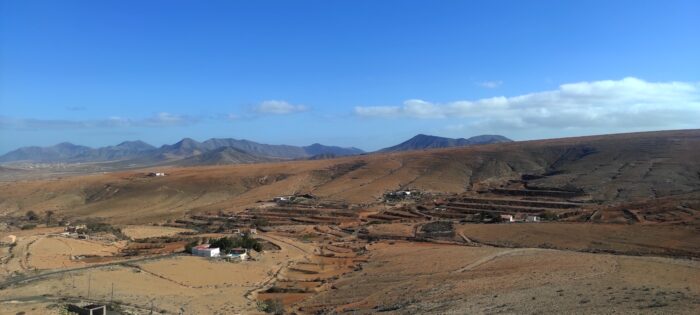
[1,0,699,153]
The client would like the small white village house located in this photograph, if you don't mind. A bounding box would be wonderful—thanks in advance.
[500,214,515,223]
[526,215,541,222]
[227,248,249,260]
[192,245,220,257]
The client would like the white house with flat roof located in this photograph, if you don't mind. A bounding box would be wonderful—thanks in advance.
[192,245,220,257]
[500,214,515,223]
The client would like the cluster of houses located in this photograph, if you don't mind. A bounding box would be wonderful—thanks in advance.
[384,189,421,201]
[148,172,167,177]
[60,224,89,239]
[500,214,541,223]
[273,193,316,205]
[192,244,249,260]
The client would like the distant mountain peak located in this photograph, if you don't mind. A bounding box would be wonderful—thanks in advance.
[378,134,512,152]
[0,137,365,165]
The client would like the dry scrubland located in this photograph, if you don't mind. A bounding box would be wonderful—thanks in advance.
[303,241,700,314]
[1,130,699,224]
[0,231,312,314]
[1,130,699,314]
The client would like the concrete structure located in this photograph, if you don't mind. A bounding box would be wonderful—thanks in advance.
[192,245,220,257]
[66,225,87,233]
[67,304,106,315]
[227,248,249,260]
[500,214,515,223]
[526,215,541,222]
[273,196,291,204]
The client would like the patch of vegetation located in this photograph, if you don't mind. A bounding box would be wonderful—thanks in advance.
[85,222,127,239]
[257,299,284,314]
[25,210,39,221]
[209,234,262,253]
[253,217,269,227]
[20,224,36,230]
[185,240,199,253]
[421,221,453,233]
[540,211,559,221]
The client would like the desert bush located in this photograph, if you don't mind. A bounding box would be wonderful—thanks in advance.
[209,234,262,253]
[257,299,284,314]
[25,211,39,221]
[185,240,199,253]
[21,224,36,230]
[85,222,127,239]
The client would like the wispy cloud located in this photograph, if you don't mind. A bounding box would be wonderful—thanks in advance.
[254,100,309,115]
[0,112,197,130]
[477,80,503,89]
[354,77,700,130]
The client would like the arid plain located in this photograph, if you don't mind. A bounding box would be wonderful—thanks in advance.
[1,130,699,314]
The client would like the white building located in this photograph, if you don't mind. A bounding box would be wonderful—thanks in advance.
[192,245,220,257]
[273,196,291,204]
[526,215,541,222]
[500,214,515,223]
[226,248,249,260]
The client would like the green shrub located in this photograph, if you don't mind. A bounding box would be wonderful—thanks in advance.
[21,224,36,230]
[209,234,262,253]
[257,299,284,314]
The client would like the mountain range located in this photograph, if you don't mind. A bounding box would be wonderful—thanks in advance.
[378,134,512,152]
[0,134,511,166]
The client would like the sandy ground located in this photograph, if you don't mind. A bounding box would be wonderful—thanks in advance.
[365,223,416,238]
[121,225,194,239]
[27,237,124,270]
[0,228,66,279]
[458,223,700,257]
[0,233,313,315]
[300,241,700,314]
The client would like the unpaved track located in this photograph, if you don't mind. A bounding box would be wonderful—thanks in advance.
[457,248,539,272]
[0,253,179,289]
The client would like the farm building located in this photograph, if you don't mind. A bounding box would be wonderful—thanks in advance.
[226,248,249,260]
[192,245,220,257]
[500,214,515,223]
[65,225,87,233]
[67,304,106,315]
[526,215,541,222]
[273,196,291,205]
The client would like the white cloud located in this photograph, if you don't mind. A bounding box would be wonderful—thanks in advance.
[353,106,400,117]
[254,100,308,115]
[478,80,503,88]
[354,77,700,131]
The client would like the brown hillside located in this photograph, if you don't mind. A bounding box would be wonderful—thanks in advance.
[1,129,699,224]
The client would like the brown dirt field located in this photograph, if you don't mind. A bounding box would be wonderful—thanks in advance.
[458,223,700,257]
[0,233,313,314]
[121,225,195,239]
[365,223,417,238]
[300,241,700,314]
[0,228,66,279]
[27,237,124,270]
